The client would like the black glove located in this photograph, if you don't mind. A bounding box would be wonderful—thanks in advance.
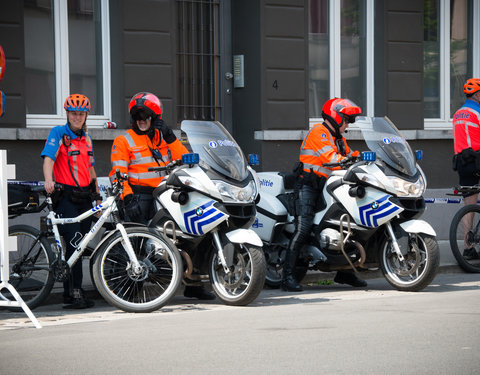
[152,116,177,144]
[123,194,143,223]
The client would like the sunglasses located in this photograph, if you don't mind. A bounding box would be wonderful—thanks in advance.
[133,111,152,122]
[343,115,357,124]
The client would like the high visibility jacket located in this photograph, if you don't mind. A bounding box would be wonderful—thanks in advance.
[41,124,94,187]
[109,128,188,197]
[299,122,359,179]
[453,99,480,154]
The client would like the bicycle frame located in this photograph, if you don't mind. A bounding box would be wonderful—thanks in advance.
[46,194,143,273]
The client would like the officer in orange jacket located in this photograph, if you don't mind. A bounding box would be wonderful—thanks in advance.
[282,98,367,292]
[452,78,480,260]
[110,92,215,300]
[110,92,187,223]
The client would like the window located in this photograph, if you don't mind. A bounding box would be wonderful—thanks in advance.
[309,0,373,122]
[176,0,220,122]
[24,0,111,127]
[424,0,479,127]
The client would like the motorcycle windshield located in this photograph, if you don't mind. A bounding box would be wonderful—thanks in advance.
[181,120,248,181]
[355,116,417,176]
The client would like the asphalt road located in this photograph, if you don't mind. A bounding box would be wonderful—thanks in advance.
[0,272,479,375]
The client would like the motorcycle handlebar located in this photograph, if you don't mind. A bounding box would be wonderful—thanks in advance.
[148,159,181,173]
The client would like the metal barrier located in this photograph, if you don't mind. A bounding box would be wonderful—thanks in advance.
[0,150,41,328]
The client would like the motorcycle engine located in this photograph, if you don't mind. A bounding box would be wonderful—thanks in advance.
[319,228,342,250]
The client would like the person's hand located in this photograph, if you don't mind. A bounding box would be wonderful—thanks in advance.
[123,194,143,223]
[44,180,55,194]
[152,116,177,144]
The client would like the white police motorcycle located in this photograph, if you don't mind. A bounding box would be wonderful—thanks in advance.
[148,120,266,306]
[252,116,439,292]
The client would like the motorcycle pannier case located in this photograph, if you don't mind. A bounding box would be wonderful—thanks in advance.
[8,183,40,216]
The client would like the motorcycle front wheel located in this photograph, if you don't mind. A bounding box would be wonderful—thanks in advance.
[92,227,182,313]
[209,244,266,306]
[379,233,439,292]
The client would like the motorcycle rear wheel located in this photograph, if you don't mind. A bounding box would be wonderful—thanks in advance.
[209,244,266,306]
[263,244,308,288]
[92,227,182,313]
[379,233,439,292]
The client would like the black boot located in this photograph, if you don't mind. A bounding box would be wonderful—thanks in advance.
[281,250,303,292]
[184,285,216,300]
[334,271,367,287]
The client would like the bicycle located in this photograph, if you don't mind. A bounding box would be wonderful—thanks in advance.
[448,185,480,273]
[2,171,183,313]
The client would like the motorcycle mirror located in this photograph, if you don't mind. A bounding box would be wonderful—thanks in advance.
[361,151,376,162]
[415,150,423,161]
[181,153,199,166]
[248,154,260,166]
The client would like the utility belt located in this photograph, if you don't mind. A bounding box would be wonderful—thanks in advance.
[60,180,100,204]
[452,148,480,172]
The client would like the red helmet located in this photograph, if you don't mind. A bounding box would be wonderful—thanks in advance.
[64,94,91,112]
[0,45,5,82]
[322,98,361,128]
[464,78,480,96]
[129,92,162,119]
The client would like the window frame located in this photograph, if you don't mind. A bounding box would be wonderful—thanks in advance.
[425,0,480,129]
[309,0,375,127]
[26,0,111,128]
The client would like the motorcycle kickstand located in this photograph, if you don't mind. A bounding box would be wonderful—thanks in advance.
[212,230,231,274]
[385,222,406,263]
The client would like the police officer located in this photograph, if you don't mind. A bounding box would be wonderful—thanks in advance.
[452,78,480,260]
[41,94,99,309]
[110,92,215,300]
[282,98,368,292]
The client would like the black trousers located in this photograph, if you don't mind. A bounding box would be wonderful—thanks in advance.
[55,195,93,292]
[288,183,322,256]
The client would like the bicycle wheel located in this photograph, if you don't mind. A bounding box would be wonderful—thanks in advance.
[1,225,55,311]
[449,204,480,273]
[92,226,182,313]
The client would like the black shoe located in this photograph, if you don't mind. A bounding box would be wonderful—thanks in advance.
[63,289,95,309]
[184,286,216,300]
[334,271,367,288]
[281,275,303,292]
[63,295,73,305]
[463,248,479,260]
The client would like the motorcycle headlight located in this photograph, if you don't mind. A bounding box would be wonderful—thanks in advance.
[386,174,426,197]
[213,179,257,203]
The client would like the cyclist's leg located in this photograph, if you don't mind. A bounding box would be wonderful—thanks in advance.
[458,161,480,250]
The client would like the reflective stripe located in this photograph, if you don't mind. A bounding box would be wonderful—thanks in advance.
[128,171,166,180]
[112,160,129,168]
[123,133,143,160]
[130,156,156,165]
[302,162,332,177]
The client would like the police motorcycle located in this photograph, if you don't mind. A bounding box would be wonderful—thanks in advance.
[252,116,439,292]
[148,120,266,306]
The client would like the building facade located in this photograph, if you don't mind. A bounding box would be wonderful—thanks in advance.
[0,0,479,188]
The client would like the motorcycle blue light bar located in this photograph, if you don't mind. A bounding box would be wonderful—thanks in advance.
[361,151,376,162]
[182,153,199,165]
[248,153,260,166]
[416,150,423,161]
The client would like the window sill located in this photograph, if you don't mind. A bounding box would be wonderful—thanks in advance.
[0,128,126,141]
[254,128,453,141]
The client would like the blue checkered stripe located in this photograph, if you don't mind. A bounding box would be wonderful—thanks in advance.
[183,200,226,235]
[358,195,401,227]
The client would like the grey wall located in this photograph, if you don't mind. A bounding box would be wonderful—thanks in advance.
[118,0,177,129]
[0,1,26,128]
[384,0,424,129]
